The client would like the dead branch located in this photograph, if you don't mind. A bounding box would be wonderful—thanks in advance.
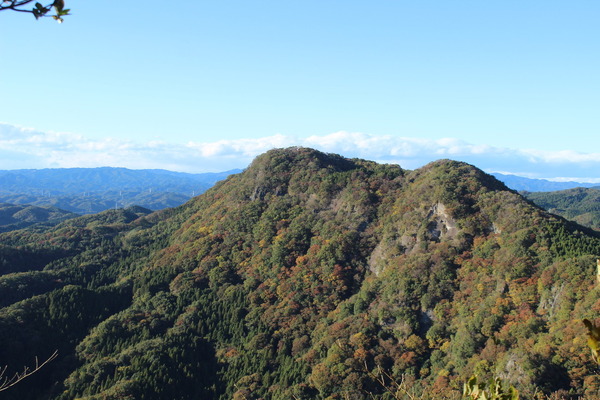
[0,350,58,392]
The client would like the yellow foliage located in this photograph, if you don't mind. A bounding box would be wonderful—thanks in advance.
[197,225,212,235]
[583,319,600,365]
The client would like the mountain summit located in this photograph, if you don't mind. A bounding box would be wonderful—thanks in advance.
[1,148,599,399]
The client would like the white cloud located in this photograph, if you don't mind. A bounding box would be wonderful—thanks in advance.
[546,177,600,183]
[1,123,599,181]
[518,148,600,164]
[187,134,295,158]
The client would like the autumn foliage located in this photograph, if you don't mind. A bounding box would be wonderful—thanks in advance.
[1,148,599,399]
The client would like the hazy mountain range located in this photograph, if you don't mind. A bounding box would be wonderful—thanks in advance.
[1,148,599,399]
[0,167,240,195]
[0,167,241,215]
[491,172,599,192]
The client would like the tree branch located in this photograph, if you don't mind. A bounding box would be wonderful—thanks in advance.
[0,350,58,392]
[0,0,35,12]
[0,0,69,22]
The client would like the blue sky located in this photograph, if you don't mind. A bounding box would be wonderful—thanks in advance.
[1,1,599,181]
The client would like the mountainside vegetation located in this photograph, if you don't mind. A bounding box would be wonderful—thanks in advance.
[1,148,600,399]
[523,188,600,231]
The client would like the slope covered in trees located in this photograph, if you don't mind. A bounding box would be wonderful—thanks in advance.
[524,187,600,231]
[1,148,599,399]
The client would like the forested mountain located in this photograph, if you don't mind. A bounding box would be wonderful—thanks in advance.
[523,188,600,231]
[0,167,240,214]
[0,203,76,232]
[1,148,600,399]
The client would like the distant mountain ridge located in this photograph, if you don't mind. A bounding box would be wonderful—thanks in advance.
[0,167,242,214]
[0,167,241,195]
[492,172,599,192]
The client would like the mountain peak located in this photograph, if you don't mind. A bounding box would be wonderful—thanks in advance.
[247,147,356,173]
[237,147,378,201]
[412,158,510,193]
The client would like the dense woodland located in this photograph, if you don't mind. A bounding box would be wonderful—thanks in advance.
[524,188,600,232]
[1,148,600,399]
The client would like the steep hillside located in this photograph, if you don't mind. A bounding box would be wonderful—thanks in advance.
[1,148,599,400]
[524,187,600,231]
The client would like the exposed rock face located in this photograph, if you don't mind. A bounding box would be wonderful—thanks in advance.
[369,202,459,276]
[368,241,386,276]
[426,202,458,241]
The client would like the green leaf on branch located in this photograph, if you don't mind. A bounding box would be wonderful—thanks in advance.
[28,1,69,22]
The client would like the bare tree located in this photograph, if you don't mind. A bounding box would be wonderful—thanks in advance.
[0,350,58,392]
